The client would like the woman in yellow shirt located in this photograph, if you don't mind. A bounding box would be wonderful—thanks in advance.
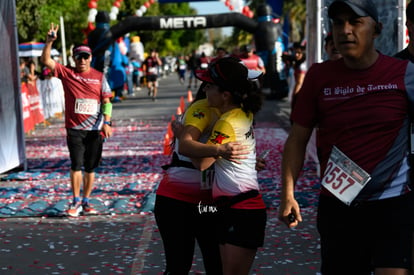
[178,57,266,275]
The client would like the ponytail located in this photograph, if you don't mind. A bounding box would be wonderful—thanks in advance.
[233,76,263,115]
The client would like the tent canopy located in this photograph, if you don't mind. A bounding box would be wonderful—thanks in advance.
[19,42,60,57]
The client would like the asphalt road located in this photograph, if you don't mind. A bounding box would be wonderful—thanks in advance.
[0,73,321,275]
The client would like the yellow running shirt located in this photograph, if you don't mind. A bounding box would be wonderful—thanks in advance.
[207,108,259,198]
[157,98,220,204]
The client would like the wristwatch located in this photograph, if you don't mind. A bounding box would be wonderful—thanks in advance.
[104,121,112,126]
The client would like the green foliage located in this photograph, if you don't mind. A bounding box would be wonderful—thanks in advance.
[16,0,47,42]
[17,0,96,49]
[15,0,306,56]
[16,0,206,56]
[283,0,306,42]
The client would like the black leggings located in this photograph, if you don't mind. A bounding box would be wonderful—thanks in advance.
[154,195,222,275]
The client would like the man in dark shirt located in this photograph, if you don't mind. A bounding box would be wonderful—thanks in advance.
[186,50,199,89]
[394,2,414,272]
[142,49,162,101]
[395,0,414,185]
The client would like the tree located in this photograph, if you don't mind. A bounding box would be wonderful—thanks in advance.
[16,0,306,57]
[219,0,306,52]
[16,0,45,42]
[283,0,306,43]
[16,0,94,47]
[16,0,206,57]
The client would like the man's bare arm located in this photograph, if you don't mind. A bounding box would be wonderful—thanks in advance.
[40,23,59,71]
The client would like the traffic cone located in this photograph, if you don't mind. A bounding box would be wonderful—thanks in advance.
[167,122,173,139]
[180,96,186,113]
[176,106,183,116]
[163,133,173,155]
[187,90,193,103]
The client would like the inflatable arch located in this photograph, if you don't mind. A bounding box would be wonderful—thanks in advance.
[88,4,286,98]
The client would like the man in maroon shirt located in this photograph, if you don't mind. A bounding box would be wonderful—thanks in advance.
[279,0,414,274]
[41,23,113,217]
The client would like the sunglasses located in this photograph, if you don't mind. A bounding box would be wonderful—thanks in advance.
[75,54,90,60]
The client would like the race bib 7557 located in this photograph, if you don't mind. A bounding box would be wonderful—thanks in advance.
[321,146,371,205]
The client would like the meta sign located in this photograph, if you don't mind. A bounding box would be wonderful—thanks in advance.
[160,16,207,29]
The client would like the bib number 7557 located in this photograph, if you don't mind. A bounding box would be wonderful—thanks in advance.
[321,146,371,205]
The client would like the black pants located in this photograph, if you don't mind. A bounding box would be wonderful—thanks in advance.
[154,195,222,275]
[317,193,414,274]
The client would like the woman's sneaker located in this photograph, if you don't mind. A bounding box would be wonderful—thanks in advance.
[67,202,83,217]
[82,203,98,215]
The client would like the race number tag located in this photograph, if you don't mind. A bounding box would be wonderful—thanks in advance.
[321,146,371,205]
[74,99,98,115]
[200,167,214,190]
[148,67,157,74]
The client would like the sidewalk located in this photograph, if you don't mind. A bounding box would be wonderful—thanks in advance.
[0,74,321,274]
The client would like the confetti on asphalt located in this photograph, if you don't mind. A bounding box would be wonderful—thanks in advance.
[0,119,169,217]
[0,120,320,218]
[0,119,322,274]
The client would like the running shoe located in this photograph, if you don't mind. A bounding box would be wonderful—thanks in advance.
[112,96,122,103]
[67,202,83,217]
[148,87,153,96]
[82,203,98,215]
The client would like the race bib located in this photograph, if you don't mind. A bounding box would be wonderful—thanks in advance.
[148,67,157,74]
[200,167,214,190]
[200,63,208,69]
[321,146,371,205]
[74,98,98,115]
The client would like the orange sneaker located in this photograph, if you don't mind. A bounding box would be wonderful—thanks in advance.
[67,202,83,217]
[82,203,98,215]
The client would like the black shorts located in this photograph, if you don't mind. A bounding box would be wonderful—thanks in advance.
[317,192,414,274]
[66,128,103,172]
[146,74,157,82]
[132,74,139,85]
[216,208,267,249]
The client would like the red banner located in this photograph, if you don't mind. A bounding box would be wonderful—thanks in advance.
[21,83,34,133]
[26,82,44,126]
